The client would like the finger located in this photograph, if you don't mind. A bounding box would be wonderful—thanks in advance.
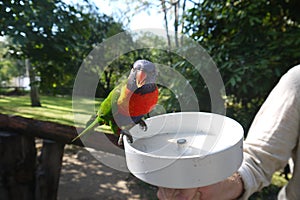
[157,188,176,200]
[192,191,201,200]
[175,188,199,200]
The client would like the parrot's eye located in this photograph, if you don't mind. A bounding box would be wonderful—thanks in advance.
[132,67,139,72]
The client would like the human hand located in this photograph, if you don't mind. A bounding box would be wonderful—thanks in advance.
[156,184,224,200]
[157,187,200,200]
[157,173,244,200]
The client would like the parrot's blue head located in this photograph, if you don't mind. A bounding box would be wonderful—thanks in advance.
[128,59,157,92]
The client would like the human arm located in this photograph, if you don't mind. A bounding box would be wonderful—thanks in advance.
[157,65,300,200]
[237,66,300,198]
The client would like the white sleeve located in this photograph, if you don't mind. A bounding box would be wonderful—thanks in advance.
[237,65,300,199]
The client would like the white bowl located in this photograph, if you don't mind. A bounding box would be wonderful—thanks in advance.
[123,112,243,188]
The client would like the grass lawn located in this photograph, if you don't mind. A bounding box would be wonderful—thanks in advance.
[0,94,290,199]
[0,94,100,127]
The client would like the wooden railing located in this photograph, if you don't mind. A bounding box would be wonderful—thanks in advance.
[0,114,124,200]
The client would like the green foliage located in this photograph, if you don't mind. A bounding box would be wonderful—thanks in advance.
[250,171,289,199]
[0,41,25,85]
[0,0,124,95]
[184,0,300,131]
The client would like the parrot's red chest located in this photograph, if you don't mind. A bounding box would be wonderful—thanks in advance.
[117,86,159,117]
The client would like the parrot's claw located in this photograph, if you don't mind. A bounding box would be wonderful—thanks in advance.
[118,130,133,146]
[137,119,147,131]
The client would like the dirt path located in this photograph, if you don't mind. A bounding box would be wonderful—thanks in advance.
[58,145,157,200]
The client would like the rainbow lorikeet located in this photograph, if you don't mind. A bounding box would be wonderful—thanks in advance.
[72,59,159,145]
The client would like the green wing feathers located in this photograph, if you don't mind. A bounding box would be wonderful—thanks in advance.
[97,84,122,121]
[72,83,123,142]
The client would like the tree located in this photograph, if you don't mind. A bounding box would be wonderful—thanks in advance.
[106,0,194,48]
[0,0,124,104]
[26,58,41,106]
[183,0,300,130]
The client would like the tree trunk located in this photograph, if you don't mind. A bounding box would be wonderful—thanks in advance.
[180,0,187,46]
[173,0,180,47]
[26,59,41,107]
[161,0,171,50]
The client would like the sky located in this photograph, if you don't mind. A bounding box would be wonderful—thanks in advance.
[68,0,195,31]
[68,0,168,30]
[92,0,166,30]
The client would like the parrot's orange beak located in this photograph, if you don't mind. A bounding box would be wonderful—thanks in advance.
[136,70,147,88]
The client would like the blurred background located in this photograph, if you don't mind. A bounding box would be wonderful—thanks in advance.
[0,0,299,199]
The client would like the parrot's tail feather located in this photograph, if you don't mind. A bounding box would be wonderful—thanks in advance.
[72,119,99,142]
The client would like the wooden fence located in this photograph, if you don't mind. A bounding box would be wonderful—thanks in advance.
[0,114,123,200]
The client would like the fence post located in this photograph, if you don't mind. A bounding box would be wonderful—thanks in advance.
[35,139,65,200]
[0,131,36,200]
